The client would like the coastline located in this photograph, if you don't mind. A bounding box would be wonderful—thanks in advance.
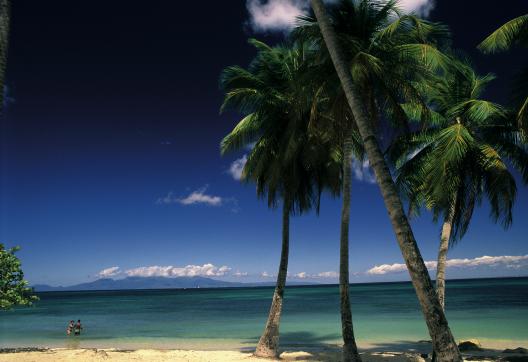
[1,339,527,362]
[1,346,527,362]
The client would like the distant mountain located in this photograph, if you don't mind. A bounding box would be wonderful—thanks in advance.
[33,276,245,291]
[33,276,317,292]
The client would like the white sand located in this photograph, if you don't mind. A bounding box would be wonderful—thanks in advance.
[0,348,430,362]
[1,347,524,362]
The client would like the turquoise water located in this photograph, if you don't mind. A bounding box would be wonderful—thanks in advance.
[1,277,527,350]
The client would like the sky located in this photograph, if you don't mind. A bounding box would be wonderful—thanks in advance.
[1,0,527,286]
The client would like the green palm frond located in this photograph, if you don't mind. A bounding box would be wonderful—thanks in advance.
[395,43,451,71]
[478,14,528,53]
[221,113,262,155]
[447,99,506,124]
[248,38,273,52]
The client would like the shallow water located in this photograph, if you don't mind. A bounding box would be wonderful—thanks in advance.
[1,277,527,350]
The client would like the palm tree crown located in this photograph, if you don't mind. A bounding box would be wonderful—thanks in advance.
[391,59,528,243]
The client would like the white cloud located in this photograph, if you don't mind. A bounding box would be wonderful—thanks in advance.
[352,159,377,184]
[228,155,248,180]
[261,271,275,278]
[247,0,308,32]
[366,255,528,275]
[398,0,435,17]
[290,271,339,279]
[233,270,249,277]
[246,0,434,33]
[157,186,223,206]
[97,266,121,278]
[125,263,232,278]
[316,271,339,278]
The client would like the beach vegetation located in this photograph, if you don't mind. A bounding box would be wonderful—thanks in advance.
[0,244,38,310]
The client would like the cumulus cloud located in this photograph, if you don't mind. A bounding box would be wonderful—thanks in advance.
[366,255,528,275]
[228,155,248,180]
[290,271,339,279]
[157,186,223,206]
[352,159,377,184]
[294,272,308,278]
[233,270,249,277]
[97,266,121,278]
[125,264,232,278]
[247,0,309,32]
[316,271,339,278]
[96,264,236,279]
[398,0,435,17]
[246,0,435,33]
[261,271,275,278]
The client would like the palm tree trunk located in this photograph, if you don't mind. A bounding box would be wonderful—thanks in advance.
[339,134,362,362]
[254,198,290,358]
[310,1,462,361]
[0,0,10,115]
[436,203,455,310]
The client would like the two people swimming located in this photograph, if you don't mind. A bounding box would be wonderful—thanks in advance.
[66,320,83,336]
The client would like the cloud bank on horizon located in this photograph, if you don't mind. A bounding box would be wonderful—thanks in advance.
[367,255,528,275]
[96,254,528,282]
[246,0,436,33]
[97,264,232,279]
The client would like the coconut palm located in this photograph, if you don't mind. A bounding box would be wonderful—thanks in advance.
[390,60,528,310]
[294,1,444,357]
[0,0,10,114]
[308,0,462,360]
[220,39,341,358]
[479,14,528,132]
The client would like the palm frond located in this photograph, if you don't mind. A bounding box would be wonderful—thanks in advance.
[478,14,528,53]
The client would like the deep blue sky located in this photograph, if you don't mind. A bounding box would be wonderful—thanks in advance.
[1,0,527,286]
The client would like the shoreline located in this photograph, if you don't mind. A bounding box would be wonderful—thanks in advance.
[1,346,527,362]
[1,337,525,351]
[1,339,527,362]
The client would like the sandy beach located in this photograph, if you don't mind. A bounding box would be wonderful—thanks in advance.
[1,344,527,362]
[0,348,464,362]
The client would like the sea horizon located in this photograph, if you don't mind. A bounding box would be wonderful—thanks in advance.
[33,275,528,293]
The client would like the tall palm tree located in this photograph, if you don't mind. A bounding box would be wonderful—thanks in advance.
[479,14,528,132]
[309,0,462,360]
[220,39,341,359]
[295,1,446,358]
[390,60,528,310]
[0,0,10,115]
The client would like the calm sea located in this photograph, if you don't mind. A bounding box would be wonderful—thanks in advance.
[1,277,527,350]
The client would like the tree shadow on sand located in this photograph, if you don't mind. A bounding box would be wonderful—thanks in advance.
[239,331,342,360]
[239,335,528,361]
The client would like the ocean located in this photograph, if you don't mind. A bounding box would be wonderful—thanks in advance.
[1,277,527,350]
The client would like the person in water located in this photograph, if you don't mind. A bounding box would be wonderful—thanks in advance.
[66,320,74,336]
[74,320,82,336]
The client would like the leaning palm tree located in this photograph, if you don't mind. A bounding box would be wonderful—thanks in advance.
[220,39,341,358]
[309,0,462,360]
[390,60,528,310]
[479,14,528,132]
[294,1,447,358]
[0,0,10,114]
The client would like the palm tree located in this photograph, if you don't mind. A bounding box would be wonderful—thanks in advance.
[0,0,10,114]
[479,14,528,132]
[220,39,341,359]
[309,0,462,360]
[295,1,447,358]
[390,60,528,310]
